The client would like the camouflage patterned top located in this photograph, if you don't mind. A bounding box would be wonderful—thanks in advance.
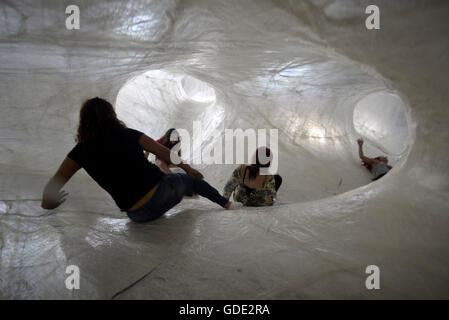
[223,165,277,206]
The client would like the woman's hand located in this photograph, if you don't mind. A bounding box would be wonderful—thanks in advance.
[357,138,364,146]
[41,157,80,210]
[42,190,69,210]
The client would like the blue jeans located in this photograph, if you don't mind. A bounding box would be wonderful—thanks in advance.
[126,173,229,223]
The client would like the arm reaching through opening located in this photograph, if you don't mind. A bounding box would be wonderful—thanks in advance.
[357,138,378,167]
[223,166,243,200]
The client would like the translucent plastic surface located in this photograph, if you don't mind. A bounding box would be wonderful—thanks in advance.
[0,0,448,299]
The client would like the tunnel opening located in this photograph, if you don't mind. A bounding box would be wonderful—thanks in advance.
[114,67,413,204]
[115,69,219,133]
[353,91,411,161]
[115,69,223,164]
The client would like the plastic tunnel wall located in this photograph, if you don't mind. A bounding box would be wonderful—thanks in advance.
[0,0,448,299]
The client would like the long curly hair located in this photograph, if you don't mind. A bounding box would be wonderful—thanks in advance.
[76,97,126,143]
[159,128,180,148]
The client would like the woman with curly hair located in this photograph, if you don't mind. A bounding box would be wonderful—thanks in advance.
[41,97,242,222]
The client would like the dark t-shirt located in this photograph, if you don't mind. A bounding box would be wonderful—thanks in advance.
[67,128,164,211]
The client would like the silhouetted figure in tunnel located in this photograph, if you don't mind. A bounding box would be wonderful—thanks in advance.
[144,128,181,173]
[145,127,199,199]
[357,138,392,181]
[41,97,243,222]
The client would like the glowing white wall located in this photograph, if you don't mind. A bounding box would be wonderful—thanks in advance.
[0,0,448,299]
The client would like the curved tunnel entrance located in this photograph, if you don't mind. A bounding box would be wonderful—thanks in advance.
[115,69,413,204]
[115,69,218,131]
[353,91,411,163]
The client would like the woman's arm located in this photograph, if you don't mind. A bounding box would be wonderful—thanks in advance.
[41,157,81,209]
[155,159,172,173]
[223,166,243,199]
[139,134,203,179]
[357,139,378,166]
[261,175,276,206]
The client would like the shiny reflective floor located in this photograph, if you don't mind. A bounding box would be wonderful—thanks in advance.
[0,0,448,299]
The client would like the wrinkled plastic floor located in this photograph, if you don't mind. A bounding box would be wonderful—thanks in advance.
[0,0,449,299]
